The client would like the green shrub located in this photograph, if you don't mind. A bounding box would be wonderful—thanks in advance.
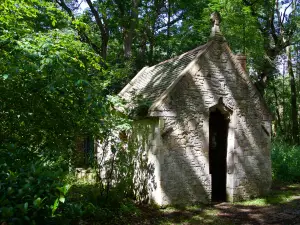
[272,139,300,182]
[61,182,140,224]
[0,145,70,224]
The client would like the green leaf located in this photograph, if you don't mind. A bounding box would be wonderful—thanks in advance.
[1,74,9,80]
[24,202,28,212]
[33,197,42,208]
[51,19,56,27]
[56,184,71,195]
[59,195,65,203]
[52,198,59,216]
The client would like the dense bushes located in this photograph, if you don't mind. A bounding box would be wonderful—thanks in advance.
[271,139,300,182]
[0,2,133,223]
[0,145,70,224]
[60,183,141,224]
[0,143,141,225]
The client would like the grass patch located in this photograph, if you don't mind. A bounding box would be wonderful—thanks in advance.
[235,198,268,206]
[235,183,300,206]
[72,182,300,224]
[159,206,233,225]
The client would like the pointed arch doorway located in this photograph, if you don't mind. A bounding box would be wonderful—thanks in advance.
[209,99,232,202]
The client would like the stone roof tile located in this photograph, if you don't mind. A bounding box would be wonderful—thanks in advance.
[119,44,208,104]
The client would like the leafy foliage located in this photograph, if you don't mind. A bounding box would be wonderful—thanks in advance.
[272,139,300,182]
[59,183,141,224]
[128,95,153,119]
[0,0,108,152]
[0,145,70,224]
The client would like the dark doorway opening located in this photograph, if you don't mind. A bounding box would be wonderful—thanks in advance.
[209,108,229,202]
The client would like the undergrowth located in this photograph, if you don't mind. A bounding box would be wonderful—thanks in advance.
[60,179,141,224]
[271,139,300,183]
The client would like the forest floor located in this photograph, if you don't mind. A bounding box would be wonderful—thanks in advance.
[125,182,300,225]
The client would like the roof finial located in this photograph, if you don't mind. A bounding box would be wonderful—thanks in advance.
[210,11,221,27]
[210,11,224,40]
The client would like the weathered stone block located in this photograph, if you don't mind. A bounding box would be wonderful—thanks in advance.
[112,20,273,206]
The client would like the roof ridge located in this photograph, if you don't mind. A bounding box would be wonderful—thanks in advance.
[118,66,149,96]
[118,42,210,108]
[148,41,212,113]
[222,44,273,118]
[156,45,207,66]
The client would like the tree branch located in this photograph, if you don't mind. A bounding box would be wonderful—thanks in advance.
[85,0,107,36]
[281,0,293,25]
[55,0,74,19]
[271,6,279,45]
[55,0,101,55]
[155,12,184,30]
[85,0,109,59]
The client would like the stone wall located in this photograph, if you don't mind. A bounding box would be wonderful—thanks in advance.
[95,39,272,206]
[95,119,158,203]
[146,39,272,205]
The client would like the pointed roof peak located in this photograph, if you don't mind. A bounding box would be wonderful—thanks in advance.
[210,11,225,41]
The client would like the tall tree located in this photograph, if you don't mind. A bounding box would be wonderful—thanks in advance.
[54,0,102,56]
[85,0,110,59]
[243,0,299,94]
[287,44,299,144]
[112,0,140,59]
[0,0,106,150]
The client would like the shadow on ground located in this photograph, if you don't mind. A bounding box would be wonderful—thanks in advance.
[123,183,300,225]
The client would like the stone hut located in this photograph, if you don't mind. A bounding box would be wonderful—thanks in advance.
[119,13,272,205]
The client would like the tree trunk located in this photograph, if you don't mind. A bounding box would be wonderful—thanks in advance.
[245,0,295,95]
[124,0,139,59]
[167,0,171,57]
[297,44,300,86]
[101,35,109,60]
[124,30,133,59]
[282,58,287,133]
[271,82,282,134]
[55,0,101,55]
[287,45,299,144]
[86,0,109,60]
[148,37,154,65]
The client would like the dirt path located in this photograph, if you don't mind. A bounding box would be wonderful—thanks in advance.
[132,183,300,225]
[215,198,300,225]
